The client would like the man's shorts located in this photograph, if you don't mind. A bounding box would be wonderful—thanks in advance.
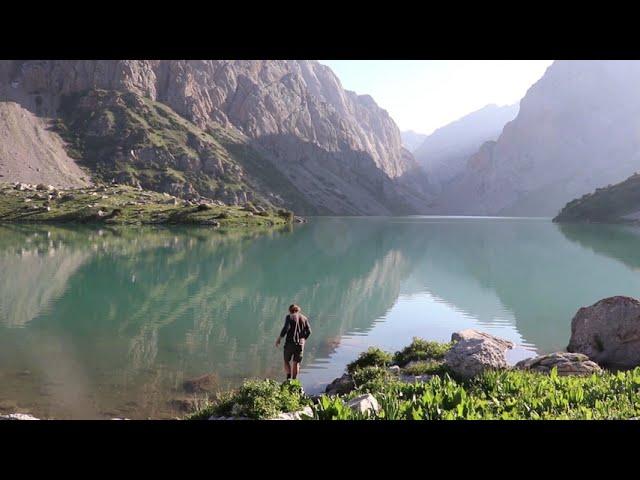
[284,342,304,363]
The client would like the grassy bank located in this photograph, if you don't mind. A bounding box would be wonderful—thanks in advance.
[0,183,294,228]
[186,338,640,420]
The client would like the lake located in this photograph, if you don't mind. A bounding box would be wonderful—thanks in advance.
[1,217,640,419]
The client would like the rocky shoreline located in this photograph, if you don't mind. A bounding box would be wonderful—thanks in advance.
[0,182,301,228]
[4,295,640,421]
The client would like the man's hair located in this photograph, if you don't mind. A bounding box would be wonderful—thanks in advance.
[289,304,300,314]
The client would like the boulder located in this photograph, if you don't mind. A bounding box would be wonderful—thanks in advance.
[387,365,401,374]
[325,373,355,396]
[567,296,640,368]
[347,394,379,415]
[444,329,514,379]
[271,406,313,420]
[516,352,602,376]
[0,413,39,420]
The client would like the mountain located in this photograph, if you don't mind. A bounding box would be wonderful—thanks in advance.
[413,104,518,192]
[0,102,89,188]
[432,60,640,216]
[400,130,427,152]
[0,60,431,215]
[553,172,640,223]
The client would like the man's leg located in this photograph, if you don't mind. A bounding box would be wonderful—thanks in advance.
[284,360,291,379]
[291,361,300,379]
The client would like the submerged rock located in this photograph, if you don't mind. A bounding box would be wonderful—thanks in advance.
[516,352,602,376]
[182,373,218,393]
[444,329,514,379]
[567,296,640,369]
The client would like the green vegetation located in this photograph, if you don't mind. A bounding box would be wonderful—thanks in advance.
[185,379,310,420]
[346,347,394,373]
[402,360,451,377]
[51,88,317,214]
[392,337,453,367]
[186,336,640,420]
[311,367,640,420]
[554,172,640,223]
[0,183,293,229]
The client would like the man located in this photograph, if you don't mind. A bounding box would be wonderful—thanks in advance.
[275,304,311,381]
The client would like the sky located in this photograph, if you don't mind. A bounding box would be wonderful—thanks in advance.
[319,60,554,135]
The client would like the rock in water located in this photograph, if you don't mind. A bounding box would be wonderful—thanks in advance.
[567,296,640,369]
[325,373,355,396]
[516,352,602,376]
[444,329,514,379]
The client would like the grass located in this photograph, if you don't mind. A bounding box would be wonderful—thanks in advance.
[0,183,293,228]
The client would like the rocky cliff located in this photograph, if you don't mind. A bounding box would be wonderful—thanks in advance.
[0,61,431,215]
[432,61,640,216]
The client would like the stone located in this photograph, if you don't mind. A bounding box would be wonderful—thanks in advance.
[516,352,602,376]
[0,413,39,420]
[347,394,380,415]
[444,329,514,379]
[567,296,640,368]
[271,406,313,420]
[388,365,401,374]
[325,373,355,396]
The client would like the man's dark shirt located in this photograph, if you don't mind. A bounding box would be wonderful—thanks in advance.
[280,313,312,345]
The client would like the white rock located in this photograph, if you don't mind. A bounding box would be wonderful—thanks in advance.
[0,413,39,420]
[347,394,380,415]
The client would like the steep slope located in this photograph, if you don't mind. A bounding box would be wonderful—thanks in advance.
[0,60,431,215]
[0,102,89,188]
[553,172,640,223]
[414,104,518,193]
[433,61,640,216]
[401,131,427,152]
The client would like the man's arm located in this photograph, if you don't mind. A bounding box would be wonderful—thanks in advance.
[302,318,312,340]
[275,316,290,347]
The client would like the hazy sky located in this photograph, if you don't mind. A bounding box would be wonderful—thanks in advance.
[319,60,553,135]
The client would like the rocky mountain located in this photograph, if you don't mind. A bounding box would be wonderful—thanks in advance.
[413,104,518,193]
[400,130,427,152]
[0,60,431,215]
[432,61,640,216]
[0,102,89,188]
[553,172,640,223]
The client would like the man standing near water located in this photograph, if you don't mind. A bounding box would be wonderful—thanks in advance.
[275,304,311,381]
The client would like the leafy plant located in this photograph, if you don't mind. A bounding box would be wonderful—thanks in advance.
[347,347,393,373]
[393,338,453,367]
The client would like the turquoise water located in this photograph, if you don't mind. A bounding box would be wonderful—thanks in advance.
[1,217,640,418]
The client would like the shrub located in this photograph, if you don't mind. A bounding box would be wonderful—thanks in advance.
[186,379,310,420]
[393,338,453,367]
[277,209,294,222]
[347,347,393,373]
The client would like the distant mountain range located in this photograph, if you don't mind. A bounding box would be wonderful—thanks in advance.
[4,60,640,219]
[412,104,519,193]
[400,131,428,152]
[431,61,640,217]
[0,60,432,215]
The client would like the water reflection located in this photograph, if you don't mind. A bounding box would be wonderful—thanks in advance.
[1,218,640,418]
